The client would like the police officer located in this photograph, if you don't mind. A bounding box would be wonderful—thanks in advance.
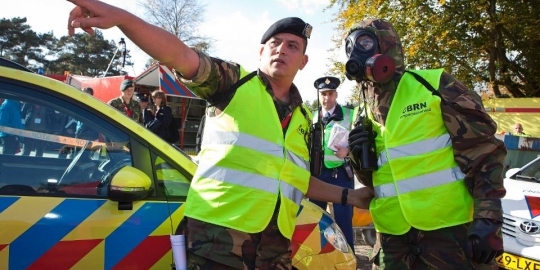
[345,19,505,269]
[67,3,374,269]
[136,93,154,126]
[108,79,142,123]
[310,76,356,249]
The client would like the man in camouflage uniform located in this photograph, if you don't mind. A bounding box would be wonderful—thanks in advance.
[108,79,142,123]
[346,19,506,269]
[66,1,374,269]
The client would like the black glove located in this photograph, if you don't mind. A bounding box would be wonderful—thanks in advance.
[348,126,378,170]
[466,218,503,264]
[348,126,370,167]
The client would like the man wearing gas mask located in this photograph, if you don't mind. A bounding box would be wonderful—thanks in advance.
[345,19,506,269]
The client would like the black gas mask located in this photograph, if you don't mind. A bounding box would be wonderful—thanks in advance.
[345,30,396,84]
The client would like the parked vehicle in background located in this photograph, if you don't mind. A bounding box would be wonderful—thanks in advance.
[0,58,356,269]
[484,98,540,138]
[352,207,376,247]
[497,157,540,270]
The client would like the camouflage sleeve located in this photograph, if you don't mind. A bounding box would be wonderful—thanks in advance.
[173,49,241,101]
[108,98,121,111]
[131,101,142,123]
[439,72,507,222]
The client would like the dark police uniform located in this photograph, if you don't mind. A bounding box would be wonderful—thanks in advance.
[309,76,356,249]
[136,93,154,126]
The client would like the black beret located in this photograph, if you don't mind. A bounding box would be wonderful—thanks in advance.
[136,93,150,102]
[120,79,134,91]
[314,76,341,92]
[260,17,312,44]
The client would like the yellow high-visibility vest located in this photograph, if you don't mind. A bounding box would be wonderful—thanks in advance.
[369,69,473,235]
[184,67,312,239]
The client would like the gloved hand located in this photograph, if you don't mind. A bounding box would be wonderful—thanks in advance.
[348,126,370,168]
[466,218,503,264]
[348,125,378,171]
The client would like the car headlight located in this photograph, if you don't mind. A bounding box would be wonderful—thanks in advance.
[323,222,350,253]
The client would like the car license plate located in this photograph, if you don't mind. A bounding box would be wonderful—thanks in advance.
[496,252,540,270]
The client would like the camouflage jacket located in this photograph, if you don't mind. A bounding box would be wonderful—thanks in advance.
[107,97,142,123]
[350,19,506,222]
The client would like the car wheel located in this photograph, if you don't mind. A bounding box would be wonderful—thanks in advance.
[362,228,377,247]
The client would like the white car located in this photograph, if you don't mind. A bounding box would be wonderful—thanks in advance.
[498,157,540,270]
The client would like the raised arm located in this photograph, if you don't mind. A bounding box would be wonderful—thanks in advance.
[66,0,199,79]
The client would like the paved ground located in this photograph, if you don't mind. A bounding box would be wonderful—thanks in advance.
[352,179,375,270]
[354,229,374,270]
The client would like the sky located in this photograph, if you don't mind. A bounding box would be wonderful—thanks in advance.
[0,0,357,103]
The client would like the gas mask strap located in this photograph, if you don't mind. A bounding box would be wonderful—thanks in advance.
[361,82,370,118]
[405,70,447,105]
[352,81,371,127]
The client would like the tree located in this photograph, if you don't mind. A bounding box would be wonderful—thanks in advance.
[328,0,540,97]
[0,17,56,71]
[304,99,319,113]
[140,0,213,55]
[50,31,122,77]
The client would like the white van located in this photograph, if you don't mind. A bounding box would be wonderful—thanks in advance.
[498,157,540,270]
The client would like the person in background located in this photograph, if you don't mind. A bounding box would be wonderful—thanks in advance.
[136,92,154,126]
[108,79,142,123]
[58,87,96,158]
[21,102,55,157]
[0,98,23,155]
[57,113,78,159]
[145,90,175,143]
[345,18,505,269]
[75,87,100,140]
[510,122,530,137]
[309,76,356,249]
[66,1,374,268]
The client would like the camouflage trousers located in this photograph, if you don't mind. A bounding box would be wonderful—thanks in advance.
[178,215,292,270]
[371,224,499,270]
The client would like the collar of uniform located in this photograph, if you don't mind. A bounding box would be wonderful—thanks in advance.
[322,105,336,117]
[322,104,344,121]
[257,69,304,112]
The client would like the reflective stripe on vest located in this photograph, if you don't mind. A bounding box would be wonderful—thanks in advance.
[203,130,309,171]
[369,69,473,235]
[377,133,452,167]
[184,67,311,239]
[199,131,305,205]
[375,166,465,198]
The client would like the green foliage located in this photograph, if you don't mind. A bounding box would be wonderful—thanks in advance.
[0,17,127,76]
[304,99,319,112]
[328,0,540,97]
[51,31,121,77]
[0,17,56,71]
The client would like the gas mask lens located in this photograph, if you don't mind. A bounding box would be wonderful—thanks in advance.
[357,35,375,51]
